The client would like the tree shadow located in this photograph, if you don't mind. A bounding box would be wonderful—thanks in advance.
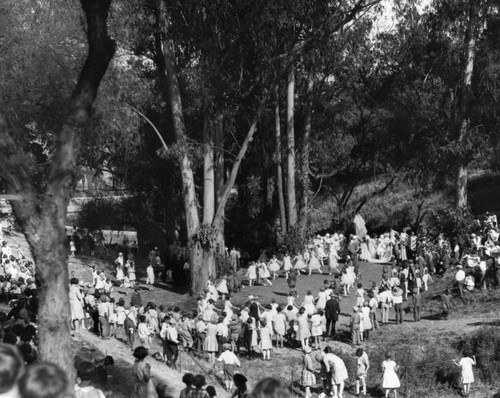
[467,320,500,327]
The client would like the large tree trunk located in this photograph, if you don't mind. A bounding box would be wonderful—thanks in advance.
[213,115,225,273]
[0,0,115,388]
[162,39,201,292]
[286,64,298,229]
[299,71,313,230]
[456,0,480,209]
[275,86,287,234]
[203,94,215,224]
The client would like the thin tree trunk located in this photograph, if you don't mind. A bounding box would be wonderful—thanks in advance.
[299,71,313,230]
[214,115,225,270]
[456,0,480,209]
[275,85,287,234]
[0,0,115,388]
[286,64,298,229]
[203,94,215,224]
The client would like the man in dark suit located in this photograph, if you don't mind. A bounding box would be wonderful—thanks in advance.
[324,293,341,339]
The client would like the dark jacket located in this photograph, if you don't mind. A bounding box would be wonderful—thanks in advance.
[324,298,340,321]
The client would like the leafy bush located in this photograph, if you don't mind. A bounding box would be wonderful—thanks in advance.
[276,226,308,255]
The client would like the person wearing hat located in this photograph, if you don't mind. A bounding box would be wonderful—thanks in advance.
[160,317,179,369]
[301,346,316,398]
[350,306,361,346]
[217,343,241,391]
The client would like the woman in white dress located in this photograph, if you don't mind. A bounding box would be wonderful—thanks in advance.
[308,252,322,275]
[454,354,476,396]
[216,276,229,299]
[382,352,400,398]
[302,290,316,315]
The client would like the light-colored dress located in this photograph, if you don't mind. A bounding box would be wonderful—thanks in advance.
[310,313,323,337]
[283,256,292,271]
[247,264,257,280]
[273,312,287,336]
[69,284,84,321]
[131,360,157,398]
[308,254,321,271]
[216,279,229,295]
[204,323,218,352]
[361,307,372,330]
[324,354,349,384]
[259,325,273,350]
[316,291,328,310]
[302,295,316,315]
[297,314,310,340]
[382,360,400,389]
[294,255,307,270]
[116,265,124,281]
[259,263,271,278]
[268,259,280,272]
[459,357,475,384]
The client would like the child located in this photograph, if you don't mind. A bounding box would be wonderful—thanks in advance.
[74,361,106,398]
[19,362,68,398]
[355,283,366,308]
[272,307,287,349]
[287,270,297,296]
[188,375,209,398]
[231,374,248,398]
[146,264,155,289]
[70,239,76,258]
[454,353,476,397]
[422,267,433,291]
[247,263,257,287]
[268,256,281,280]
[217,343,241,391]
[123,304,136,348]
[382,352,400,398]
[137,315,151,349]
[355,348,369,397]
[180,373,194,398]
[310,311,323,348]
[206,386,217,398]
[216,276,229,300]
[259,319,273,360]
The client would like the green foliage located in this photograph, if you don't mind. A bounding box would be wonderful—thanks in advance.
[215,252,233,277]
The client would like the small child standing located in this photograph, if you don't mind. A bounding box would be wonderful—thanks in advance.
[146,264,155,289]
[355,283,366,308]
[137,315,151,349]
[441,289,452,320]
[454,353,476,397]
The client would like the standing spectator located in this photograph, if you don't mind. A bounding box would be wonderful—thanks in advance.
[300,346,316,398]
[355,348,369,397]
[455,264,466,304]
[411,288,422,322]
[454,353,476,397]
[97,296,110,339]
[441,289,453,320]
[322,346,349,398]
[161,318,179,369]
[392,287,404,324]
[137,315,151,349]
[131,347,157,398]
[350,306,361,346]
[325,293,340,339]
[382,352,400,398]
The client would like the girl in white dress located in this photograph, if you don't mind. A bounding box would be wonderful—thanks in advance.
[315,288,328,311]
[302,290,316,315]
[328,247,340,275]
[382,352,400,398]
[258,262,272,286]
[247,262,257,286]
[267,256,281,280]
[454,354,476,396]
[293,253,307,274]
[307,252,322,276]
[310,311,323,348]
[283,253,293,278]
[341,264,356,295]
[259,319,273,360]
[216,276,229,299]
[287,292,299,309]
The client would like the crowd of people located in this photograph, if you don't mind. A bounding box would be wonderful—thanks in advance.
[1,210,496,398]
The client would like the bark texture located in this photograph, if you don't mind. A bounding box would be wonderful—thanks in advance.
[274,86,287,234]
[0,0,115,386]
[286,65,297,229]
